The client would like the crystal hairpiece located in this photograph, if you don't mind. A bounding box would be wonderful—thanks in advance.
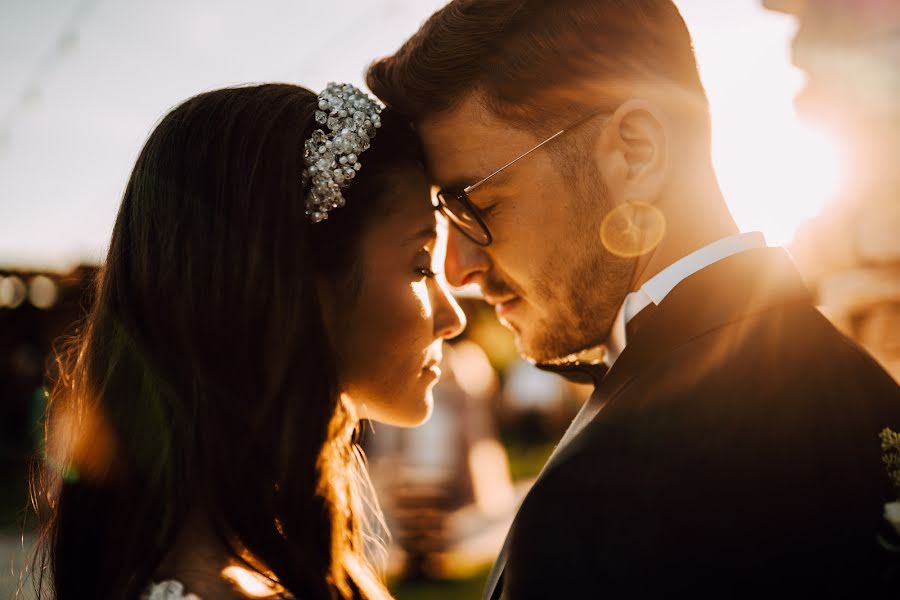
[302,82,383,222]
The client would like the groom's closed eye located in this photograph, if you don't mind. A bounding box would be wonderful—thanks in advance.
[469,189,512,213]
[472,199,500,217]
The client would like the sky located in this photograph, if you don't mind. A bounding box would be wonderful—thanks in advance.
[0,0,841,269]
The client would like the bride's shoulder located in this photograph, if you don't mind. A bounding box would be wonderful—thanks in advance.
[141,576,265,600]
[141,579,202,600]
[142,574,294,600]
[147,510,295,599]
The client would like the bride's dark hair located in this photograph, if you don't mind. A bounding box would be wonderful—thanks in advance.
[30,84,420,599]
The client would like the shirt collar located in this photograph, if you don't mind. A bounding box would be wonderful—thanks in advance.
[641,231,767,305]
[605,232,767,366]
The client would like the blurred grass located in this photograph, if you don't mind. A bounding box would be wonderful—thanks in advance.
[503,440,555,482]
[391,565,490,600]
[0,466,33,534]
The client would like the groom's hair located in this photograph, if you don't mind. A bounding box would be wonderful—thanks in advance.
[367,0,708,132]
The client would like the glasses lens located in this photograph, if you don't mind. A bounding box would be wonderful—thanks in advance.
[436,190,490,245]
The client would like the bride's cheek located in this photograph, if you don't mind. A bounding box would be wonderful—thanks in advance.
[409,280,433,320]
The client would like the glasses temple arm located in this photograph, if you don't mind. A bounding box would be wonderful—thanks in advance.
[463,107,610,194]
[464,129,565,194]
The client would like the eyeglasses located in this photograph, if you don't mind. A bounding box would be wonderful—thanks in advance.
[433,106,612,246]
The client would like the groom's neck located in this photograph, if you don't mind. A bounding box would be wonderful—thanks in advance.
[629,167,739,294]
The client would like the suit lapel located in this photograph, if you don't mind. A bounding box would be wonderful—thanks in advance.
[482,248,811,600]
[482,361,607,600]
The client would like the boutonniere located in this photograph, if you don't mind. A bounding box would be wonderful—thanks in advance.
[880,428,900,535]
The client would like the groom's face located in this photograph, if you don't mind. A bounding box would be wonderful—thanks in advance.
[419,96,633,362]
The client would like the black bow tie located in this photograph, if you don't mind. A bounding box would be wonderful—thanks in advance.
[535,359,609,385]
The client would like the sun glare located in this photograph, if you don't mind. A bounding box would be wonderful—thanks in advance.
[682,1,847,249]
[714,115,844,247]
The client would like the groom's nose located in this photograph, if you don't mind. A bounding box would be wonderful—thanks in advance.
[444,225,490,288]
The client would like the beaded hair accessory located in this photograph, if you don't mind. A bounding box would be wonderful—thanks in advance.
[302,82,383,222]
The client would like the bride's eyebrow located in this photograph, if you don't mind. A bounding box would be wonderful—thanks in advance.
[403,226,438,247]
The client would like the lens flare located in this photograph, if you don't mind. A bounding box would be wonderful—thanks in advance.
[45,397,118,483]
[600,202,667,258]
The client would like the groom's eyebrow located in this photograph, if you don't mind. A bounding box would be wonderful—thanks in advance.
[440,169,514,193]
[436,176,478,191]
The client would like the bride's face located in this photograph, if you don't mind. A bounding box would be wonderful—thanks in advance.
[327,166,466,427]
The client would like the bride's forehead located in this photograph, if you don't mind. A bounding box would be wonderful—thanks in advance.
[363,189,436,245]
[371,167,431,213]
[386,204,438,239]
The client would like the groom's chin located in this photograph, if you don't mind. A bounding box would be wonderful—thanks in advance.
[515,326,596,365]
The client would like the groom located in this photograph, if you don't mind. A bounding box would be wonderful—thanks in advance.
[368,1,900,597]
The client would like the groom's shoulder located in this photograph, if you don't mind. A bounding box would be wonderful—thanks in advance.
[500,301,900,596]
[507,361,899,596]
[514,301,900,542]
[519,300,900,524]
[634,298,900,452]
[650,295,897,409]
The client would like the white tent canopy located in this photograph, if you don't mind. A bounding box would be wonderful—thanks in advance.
[0,0,802,268]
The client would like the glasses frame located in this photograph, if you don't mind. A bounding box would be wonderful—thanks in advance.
[434,105,612,246]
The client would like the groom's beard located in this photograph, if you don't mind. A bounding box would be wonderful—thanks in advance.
[524,244,635,363]
[477,239,635,364]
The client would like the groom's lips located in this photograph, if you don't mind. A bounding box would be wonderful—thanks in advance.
[486,295,521,318]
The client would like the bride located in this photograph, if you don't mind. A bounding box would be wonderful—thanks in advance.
[31,82,465,599]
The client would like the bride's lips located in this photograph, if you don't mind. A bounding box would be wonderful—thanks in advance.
[423,359,442,379]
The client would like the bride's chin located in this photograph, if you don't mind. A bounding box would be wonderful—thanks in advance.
[344,379,435,428]
[385,390,434,428]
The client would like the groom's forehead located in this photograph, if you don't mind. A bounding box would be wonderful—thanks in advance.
[418,97,539,188]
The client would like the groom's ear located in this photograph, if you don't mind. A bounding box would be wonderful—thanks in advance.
[594,99,669,206]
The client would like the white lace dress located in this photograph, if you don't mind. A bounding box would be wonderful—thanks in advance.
[141,580,201,600]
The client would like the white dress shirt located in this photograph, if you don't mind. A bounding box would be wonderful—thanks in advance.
[605,231,767,366]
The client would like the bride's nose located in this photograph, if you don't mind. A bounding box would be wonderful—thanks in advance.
[433,279,466,340]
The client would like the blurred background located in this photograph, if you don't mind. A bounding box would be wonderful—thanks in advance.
[1,0,898,597]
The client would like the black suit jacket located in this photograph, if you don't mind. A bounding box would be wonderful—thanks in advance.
[487,248,900,599]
